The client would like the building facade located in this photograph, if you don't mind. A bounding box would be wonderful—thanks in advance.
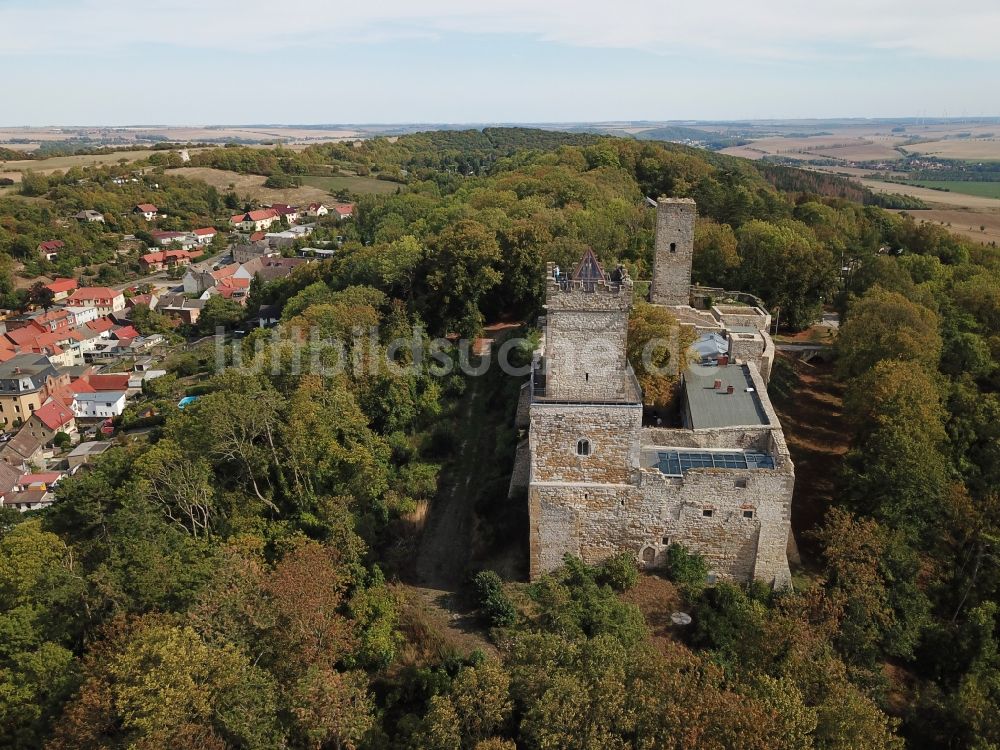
[522,197,793,587]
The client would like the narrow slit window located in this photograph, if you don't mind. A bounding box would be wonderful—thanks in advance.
[670,242,677,253]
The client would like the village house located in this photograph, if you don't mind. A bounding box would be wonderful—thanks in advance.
[149,230,198,250]
[133,203,158,221]
[332,203,355,220]
[306,202,328,217]
[44,278,78,302]
[37,239,65,260]
[74,210,105,223]
[0,354,66,428]
[157,294,206,326]
[72,389,127,418]
[192,227,218,245]
[64,306,99,326]
[67,441,113,471]
[66,287,126,315]
[231,240,275,264]
[269,203,300,223]
[230,208,279,232]
[24,400,76,445]
[140,248,199,272]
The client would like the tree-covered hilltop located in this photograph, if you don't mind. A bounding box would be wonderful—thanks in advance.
[2,128,1000,747]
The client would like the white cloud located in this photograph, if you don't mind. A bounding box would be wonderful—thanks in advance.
[2,0,998,61]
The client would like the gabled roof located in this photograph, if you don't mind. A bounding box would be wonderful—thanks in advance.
[38,240,65,252]
[135,203,158,213]
[192,227,217,236]
[32,401,74,431]
[86,317,116,334]
[67,378,96,394]
[69,287,122,304]
[112,326,140,341]
[87,373,131,391]
[572,248,606,282]
[46,278,78,294]
[333,203,354,216]
[17,472,63,487]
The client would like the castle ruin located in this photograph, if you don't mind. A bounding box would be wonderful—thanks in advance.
[515,197,794,587]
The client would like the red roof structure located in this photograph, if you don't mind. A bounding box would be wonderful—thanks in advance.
[38,240,65,253]
[46,278,78,295]
[135,203,158,213]
[87,373,131,391]
[32,401,74,431]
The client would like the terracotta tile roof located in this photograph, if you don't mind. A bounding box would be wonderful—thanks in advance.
[68,287,122,305]
[192,227,217,236]
[333,203,354,216]
[5,324,46,347]
[32,401,74,431]
[38,240,65,252]
[68,378,96,394]
[211,264,239,281]
[86,317,116,334]
[112,325,140,340]
[45,278,78,294]
[17,471,63,487]
[87,373,131,391]
[135,203,158,213]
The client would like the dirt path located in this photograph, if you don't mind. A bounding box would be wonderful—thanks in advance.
[404,339,515,655]
[769,354,850,566]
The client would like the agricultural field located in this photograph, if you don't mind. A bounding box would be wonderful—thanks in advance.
[0,149,165,175]
[890,207,1000,246]
[862,178,1000,210]
[901,180,1000,199]
[166,166,400,203]
[165,167,332,205]
[299,173,401,195]
[901,138,1000,161]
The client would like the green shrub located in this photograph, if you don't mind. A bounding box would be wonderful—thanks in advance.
[664,543,709,598]
[52,431,71,449]
[598,552,639,592]
[473,570,516,628]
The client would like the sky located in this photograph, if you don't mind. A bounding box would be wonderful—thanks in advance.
[2,0,999,125]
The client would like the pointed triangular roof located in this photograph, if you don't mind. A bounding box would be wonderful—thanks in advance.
[572,248,605,282]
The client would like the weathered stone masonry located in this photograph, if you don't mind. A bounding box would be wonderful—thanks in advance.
[525,197,794,587]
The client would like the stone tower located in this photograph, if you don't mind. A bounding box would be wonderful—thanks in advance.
[528,250,643,576]
[543,249,632,402]
[651,197,696,306]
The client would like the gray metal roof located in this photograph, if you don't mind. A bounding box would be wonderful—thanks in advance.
[683,364,769,429]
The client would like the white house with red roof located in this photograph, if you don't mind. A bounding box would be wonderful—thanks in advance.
[140,248,199,272]
[133,203,158,221]
[306,202,328,217]
[67,287,126,315]
[192,227,218,245]
[230,209,279,232]
[45,278,78,302]
[332,203,355,220]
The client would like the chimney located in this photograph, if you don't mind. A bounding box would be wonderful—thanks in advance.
[718,354,729,366]
[727,385,735,395]
[713,378,722,390]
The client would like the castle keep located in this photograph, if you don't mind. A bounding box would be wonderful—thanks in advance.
[519,198,793,587]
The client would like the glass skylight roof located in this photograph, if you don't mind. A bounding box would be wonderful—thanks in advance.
[650,450,775,476]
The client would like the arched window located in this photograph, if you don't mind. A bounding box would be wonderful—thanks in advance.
[669,242,677,253]
[576,439,591,456]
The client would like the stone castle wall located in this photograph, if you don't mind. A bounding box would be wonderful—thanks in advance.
[529,403,642,485]
[529,460,793,585]
[651,198,696,306]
